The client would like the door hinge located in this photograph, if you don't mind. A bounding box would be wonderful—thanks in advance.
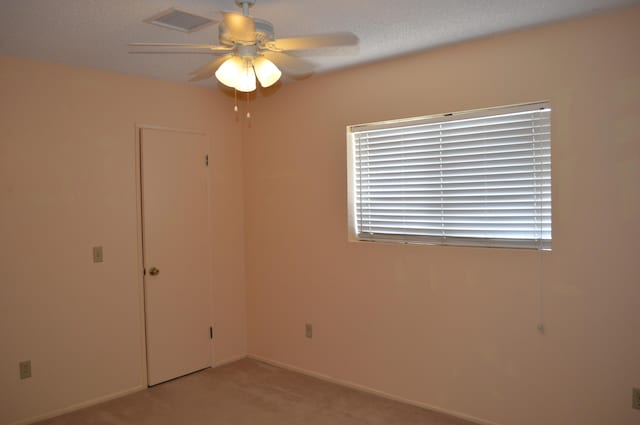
[209,326,213,340]
[205,154,209,166]
[143,268,146,276]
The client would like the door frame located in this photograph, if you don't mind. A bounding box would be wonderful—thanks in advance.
[133,124,213,387]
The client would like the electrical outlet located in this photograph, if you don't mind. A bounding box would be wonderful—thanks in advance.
[93,246,103,263]
[633,387,640,410]
[19,360,31,379]
[305,323,313,339]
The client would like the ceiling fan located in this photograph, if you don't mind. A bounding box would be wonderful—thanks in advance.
[129,0,358,92]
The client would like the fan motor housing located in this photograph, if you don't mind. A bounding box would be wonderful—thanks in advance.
[219,18,274,46]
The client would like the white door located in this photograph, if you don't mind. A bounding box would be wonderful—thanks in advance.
[140,128,211,386]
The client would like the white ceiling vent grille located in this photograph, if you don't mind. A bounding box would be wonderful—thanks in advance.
[145,8,215,33]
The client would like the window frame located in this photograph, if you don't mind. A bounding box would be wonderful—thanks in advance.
[346,102,552,250]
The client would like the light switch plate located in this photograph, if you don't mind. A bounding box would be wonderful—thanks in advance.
[19,360,31,379]
[93,246,103,263]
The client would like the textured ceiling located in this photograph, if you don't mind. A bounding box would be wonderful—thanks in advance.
[1,0,639,88]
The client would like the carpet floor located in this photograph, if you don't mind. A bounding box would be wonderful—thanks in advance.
[35,358,476,425]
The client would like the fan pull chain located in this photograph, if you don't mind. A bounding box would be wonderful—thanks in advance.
[246,92,251,119]
[234,89,238,113]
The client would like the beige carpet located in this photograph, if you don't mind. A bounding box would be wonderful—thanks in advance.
[36,358,476,425]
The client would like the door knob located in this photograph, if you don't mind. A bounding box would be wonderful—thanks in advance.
[149,267,160,276]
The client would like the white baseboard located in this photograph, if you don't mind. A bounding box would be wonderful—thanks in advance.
[212,353,248,368]
[8,354,498,425]
[247,353,501,425]
[7,385,146,425]
[7,354,250,425]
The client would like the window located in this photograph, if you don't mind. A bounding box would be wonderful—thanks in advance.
[347,102,551,250]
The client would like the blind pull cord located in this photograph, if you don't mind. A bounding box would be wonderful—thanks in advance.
[537,249,545,335]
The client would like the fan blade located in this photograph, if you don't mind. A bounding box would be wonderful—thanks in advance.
[129,43,232,51]
[189,55,232,82]
[262,51,314,76]
[267,32,358,51]
[222,12,256,42]
[129,51,227,55]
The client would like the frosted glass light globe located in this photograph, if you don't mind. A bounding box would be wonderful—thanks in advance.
[253,57,282,88]
[215,56,244,88]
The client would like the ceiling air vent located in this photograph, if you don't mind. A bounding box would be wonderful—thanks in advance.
[145,8,215,33]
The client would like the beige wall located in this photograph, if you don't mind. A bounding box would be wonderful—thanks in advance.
[244,7,640,425]
[1,6,639,425]
[0,57,247,425]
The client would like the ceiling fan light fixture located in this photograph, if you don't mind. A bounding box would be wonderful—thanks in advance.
[253,57,282,88]
[215,56,244,88]
[234,59,257,92]
[131,1,360,94]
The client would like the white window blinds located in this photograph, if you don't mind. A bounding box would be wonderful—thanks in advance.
[349,103,551,249]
